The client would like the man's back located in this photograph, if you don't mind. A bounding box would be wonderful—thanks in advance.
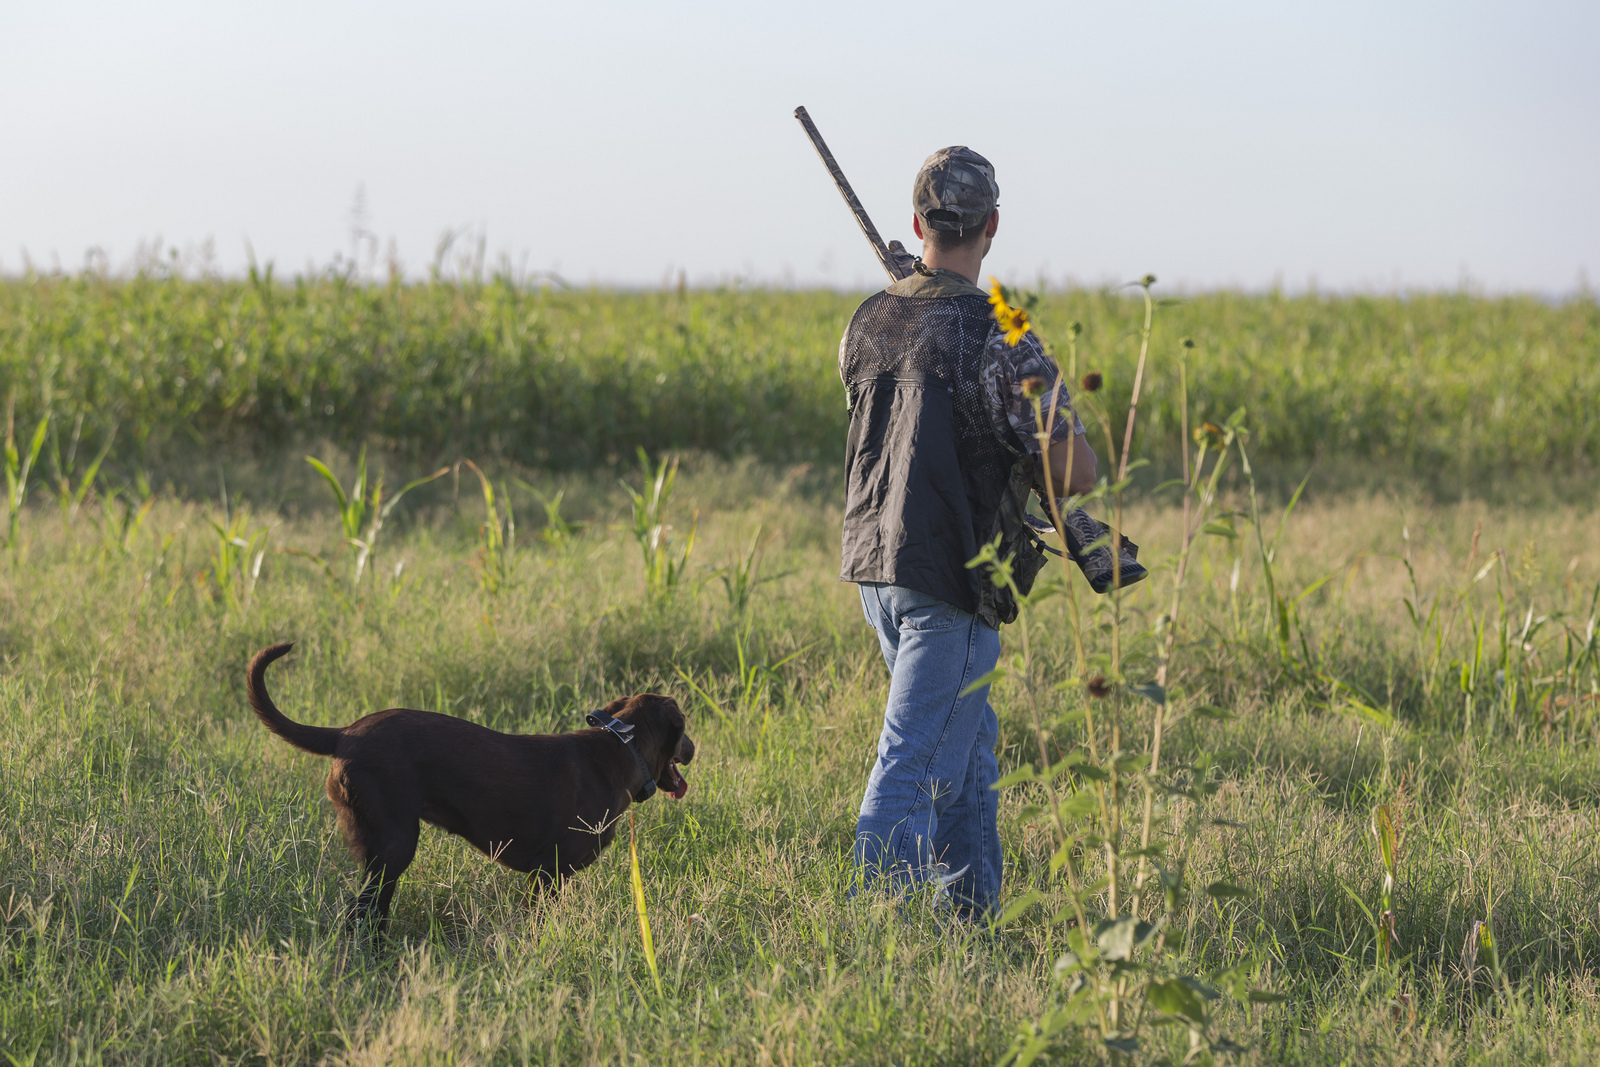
[838,268,1020,620]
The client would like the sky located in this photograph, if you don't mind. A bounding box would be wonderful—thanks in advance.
[2,0,1595,292]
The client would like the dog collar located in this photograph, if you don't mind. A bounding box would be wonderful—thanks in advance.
[586,710,658,802]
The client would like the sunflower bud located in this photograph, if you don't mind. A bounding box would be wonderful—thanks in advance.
[1087,675,1111,699]
[1141,274,1157,288]
[1021,376,1047,400]
[1181,337,1195,349]
[1080,371,1103,393]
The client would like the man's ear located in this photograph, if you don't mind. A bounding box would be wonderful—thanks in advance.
[912,215,925,241]
[985,209,1000,239]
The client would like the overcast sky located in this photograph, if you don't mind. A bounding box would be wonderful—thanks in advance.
[3,0,1595,292]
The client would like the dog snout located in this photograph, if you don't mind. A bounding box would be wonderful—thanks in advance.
[677,734,696,764]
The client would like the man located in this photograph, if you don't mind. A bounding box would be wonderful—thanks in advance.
[838,146,1132,917]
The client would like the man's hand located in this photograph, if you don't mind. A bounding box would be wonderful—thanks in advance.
[884,239,918,280]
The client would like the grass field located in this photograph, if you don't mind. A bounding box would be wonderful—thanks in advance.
[2,280,1599,1064]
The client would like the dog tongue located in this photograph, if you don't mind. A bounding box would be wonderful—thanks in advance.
[665,763,689,800]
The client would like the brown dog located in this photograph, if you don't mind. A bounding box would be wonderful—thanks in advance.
[246,643,694,929]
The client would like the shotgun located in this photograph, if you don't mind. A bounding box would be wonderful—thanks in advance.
[793,106,913,283]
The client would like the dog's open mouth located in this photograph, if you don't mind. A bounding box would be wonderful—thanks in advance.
[659,759,689,800]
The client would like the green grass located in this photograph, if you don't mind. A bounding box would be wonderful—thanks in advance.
[2,453,1599,1064]
[3,273,1599,1062]
[3,275,1596,490]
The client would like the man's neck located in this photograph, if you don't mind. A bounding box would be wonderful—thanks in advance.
[918,247,985,286]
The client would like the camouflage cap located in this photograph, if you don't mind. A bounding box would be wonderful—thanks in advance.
[913,146,999,234]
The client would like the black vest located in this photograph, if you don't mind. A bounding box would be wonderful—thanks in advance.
[838,271,1045,626]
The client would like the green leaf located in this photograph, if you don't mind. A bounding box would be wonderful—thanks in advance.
[25,412,51,468]
[1095,916,1154,960]
[1372,804,1397,874]
[993,889,1043,928]
[1269,468,1314,561]
[1048,839,1078,877]
[1076,533,1112,555]
[1103,1037,1140,1053]
[1189,704,1232,720]
[1114,752,1150,774]
[1147,978,1207,1025]
[1200,520,1239,539]
[304,456,350,511]
[992,764,1038,790]
[1247,990,1288,1003]
[1295,567,1340,604]
[1058,791,1098,819]
[380,466,451,521]
[960,668,1010,697]
[1206,881,1251,899]
[1339,700,1397,729]
[1129,682,1166,706]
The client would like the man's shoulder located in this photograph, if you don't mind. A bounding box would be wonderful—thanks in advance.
[884,269,989,301]
[980,323,1051,377]
[845,272,991,331]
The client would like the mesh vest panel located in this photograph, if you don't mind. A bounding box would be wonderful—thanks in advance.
[839,290,1038,622]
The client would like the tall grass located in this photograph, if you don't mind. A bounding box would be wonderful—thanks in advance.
[2,273,1594,486]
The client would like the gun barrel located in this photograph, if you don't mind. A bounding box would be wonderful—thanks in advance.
[793,106,909,282]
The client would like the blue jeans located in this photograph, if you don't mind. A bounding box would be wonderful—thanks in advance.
[854,582,1003,916]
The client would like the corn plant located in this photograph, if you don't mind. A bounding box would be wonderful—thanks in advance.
[715,522,790,616]
[1463,911,1504,999]
[978,284,1280,1065]
[207,508,270,613]
[623,448,698,599]
[516,481,583,548]
[4,399,49,552]
[305,447,447,584]
[462,459,517,596]
[97,482,156,557]
[47,414,116,526]
[1368,805,1401,966]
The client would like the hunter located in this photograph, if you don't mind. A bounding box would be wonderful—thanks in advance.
[838,146,1139,917]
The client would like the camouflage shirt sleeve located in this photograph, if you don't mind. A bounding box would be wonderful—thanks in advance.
[980,322,1086,456]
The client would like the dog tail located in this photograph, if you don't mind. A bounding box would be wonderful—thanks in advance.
[247,643,342,756]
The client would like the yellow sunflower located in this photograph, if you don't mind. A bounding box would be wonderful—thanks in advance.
[987,278,1033,347]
